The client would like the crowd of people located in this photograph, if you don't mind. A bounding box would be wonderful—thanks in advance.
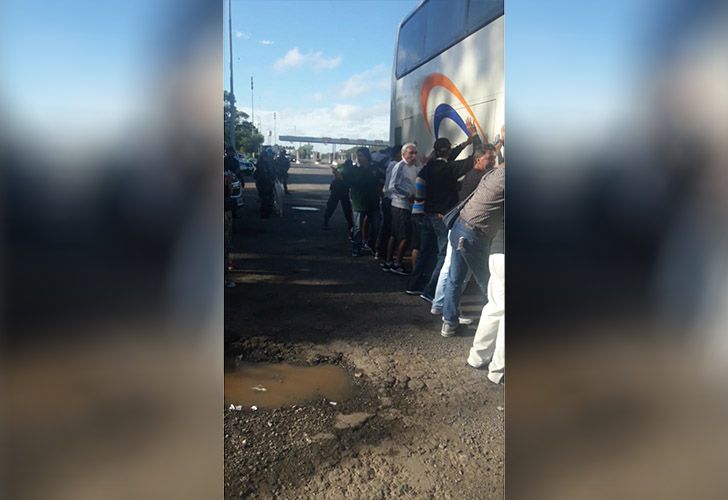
[225,124,504,383]
[323,121,505,384]
[224,145,292,288]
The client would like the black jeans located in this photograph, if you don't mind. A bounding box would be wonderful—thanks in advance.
[376,197,392,257]
[256,180,275,218]
[407,215,437,292]
[324,181,353,229]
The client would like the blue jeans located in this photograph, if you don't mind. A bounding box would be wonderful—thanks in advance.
[406,215,437,292]
[443,219,491,324]
[432,234,475,311]
[352,208,381,254]
[423,214,450,298]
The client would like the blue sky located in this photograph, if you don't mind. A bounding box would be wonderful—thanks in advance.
[224,0,419,149]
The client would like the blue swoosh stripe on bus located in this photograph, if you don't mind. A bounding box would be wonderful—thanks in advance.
[433,103,469,139]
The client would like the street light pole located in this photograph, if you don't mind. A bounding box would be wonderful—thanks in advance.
[227,0,236,150]
[273,112,277,147]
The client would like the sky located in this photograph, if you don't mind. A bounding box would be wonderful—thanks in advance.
[0,0,668,157]
[223,0,419,151]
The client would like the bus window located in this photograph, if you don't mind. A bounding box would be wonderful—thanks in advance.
[424,0,467,58]
[466,0,504,34]
[396,6,426,77]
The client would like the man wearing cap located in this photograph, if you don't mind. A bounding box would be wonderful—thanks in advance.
[412,118,481,303]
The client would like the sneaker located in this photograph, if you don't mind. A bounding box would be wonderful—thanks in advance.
[390,264,409,276]
[380,261,392,272]
[405,289,423,295]
[419,293,434,304]
[225,281,236,289]
[430,306,442,316]
[351,251,360,257]
[458,317,474,325]
[441,321,458,337]
[362,243,373,254]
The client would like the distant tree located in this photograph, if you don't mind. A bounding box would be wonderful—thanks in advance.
[297,143,314,159]
[224,91,263,154]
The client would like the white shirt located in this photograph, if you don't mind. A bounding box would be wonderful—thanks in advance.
[389,159,422,211]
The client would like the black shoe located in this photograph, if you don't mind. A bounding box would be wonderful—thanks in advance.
[390,264,409,276]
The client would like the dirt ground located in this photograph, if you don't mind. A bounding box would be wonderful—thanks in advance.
[224,163,504,499]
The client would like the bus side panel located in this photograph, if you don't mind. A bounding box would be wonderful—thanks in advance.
[390,16,504,157]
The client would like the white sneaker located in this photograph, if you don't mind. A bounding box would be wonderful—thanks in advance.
[458,317,473,325]
[441,321,458,338]
[430,306,442,316]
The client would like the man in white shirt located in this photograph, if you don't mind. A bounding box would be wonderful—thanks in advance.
[382,143,422,275]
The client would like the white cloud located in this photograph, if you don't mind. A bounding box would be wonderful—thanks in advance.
[274,48,305,70]
[309,92,324,102]
[332,104,359,120]
[258,40,274,45]
[235,31,250,39]
[274,47,342,72]
[338,64,390,98]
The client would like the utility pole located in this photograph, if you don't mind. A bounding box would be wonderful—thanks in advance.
[273,112,277,146]
[227,0,236,150]
[250,76,255,132]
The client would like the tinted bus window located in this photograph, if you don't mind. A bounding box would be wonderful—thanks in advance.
[397,6,426,77]
[466,0,504,33]
[424,0,467,58]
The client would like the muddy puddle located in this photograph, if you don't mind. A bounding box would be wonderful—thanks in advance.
[225,362,353,408]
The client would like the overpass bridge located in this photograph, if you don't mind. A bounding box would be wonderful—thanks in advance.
[278,135,390,163]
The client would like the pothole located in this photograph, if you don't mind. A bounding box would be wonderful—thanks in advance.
[224,361,353,408]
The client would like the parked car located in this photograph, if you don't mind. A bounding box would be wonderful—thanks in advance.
[225,169,244,217]
[237,156,255,177]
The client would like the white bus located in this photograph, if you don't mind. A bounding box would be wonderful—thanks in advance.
[390,0,504,156]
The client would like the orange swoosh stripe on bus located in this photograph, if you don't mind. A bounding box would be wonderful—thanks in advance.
[420,73,486,139]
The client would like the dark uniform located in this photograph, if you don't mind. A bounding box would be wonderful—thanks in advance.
[274,153,291,194]
[253,154,276,218]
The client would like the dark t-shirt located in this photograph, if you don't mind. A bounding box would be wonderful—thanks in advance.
[254,158,275,184]
[417,135,481,214]
[275,156,291,175]
[224,155,240,175]
[342,163,381,212]
[457,167,491,202]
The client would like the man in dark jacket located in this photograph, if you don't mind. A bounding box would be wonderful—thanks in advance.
[274,150,291,194]
[343,147,383,256]
[224,146,243,189]
[253,149,276,218]
[324,159,354,235]
[414,118,481,302]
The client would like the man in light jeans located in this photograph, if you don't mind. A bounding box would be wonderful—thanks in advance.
[442,166,504,344]
[431,145,497,315]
